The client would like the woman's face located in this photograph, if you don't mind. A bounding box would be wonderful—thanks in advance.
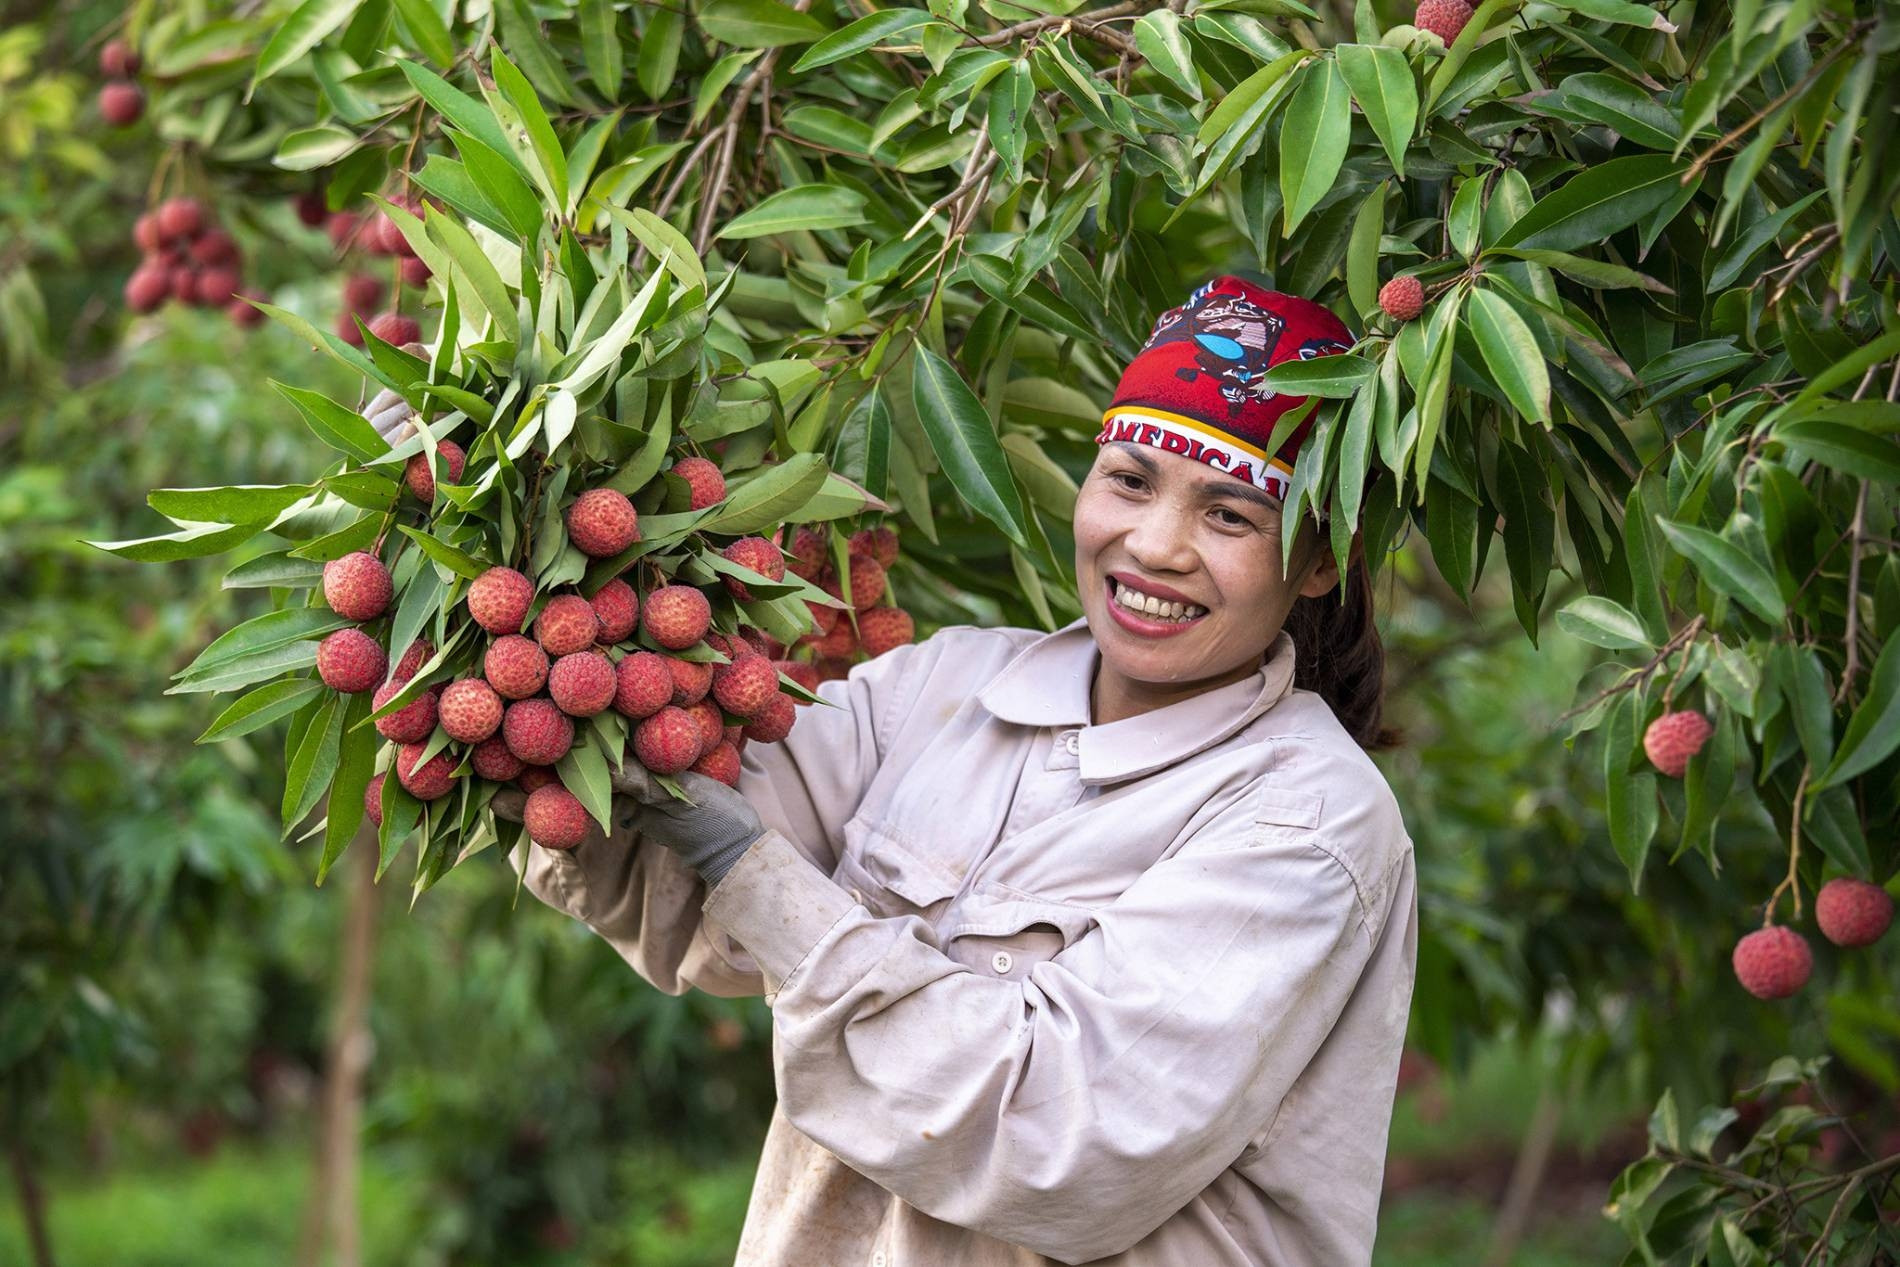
[1072,441,1340,706]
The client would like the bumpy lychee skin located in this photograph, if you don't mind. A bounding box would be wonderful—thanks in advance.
[671,456,727,510]
[813,618,858,659]
[516,765,559,793]
[789,525,828,572]
[317,629,387,693]
[536,594,601,656]
[100,82,144,127]
[668,656,714,706]
[125,266,169,313]
[804,599,842,639]
[364,773,386,827]
[100,39,141,77]
[438,678,504,743]
[1644,710,1713,778]
[849,525,901,569]
[401,256,432,286]
[396,742,458,801]
[1732,926,1812,999]
[525,785,592,849]
[470,734,525,782]
[692,741,744,788]
[857,607,915,657]
[503,699,575,766]
[712,655,780,718]
[633,707,704,775]
[469,567,533,635]
[1415,0,1473,43]
[322,551,393,621]
[392,640,434,683]
[343,273,384,312]
[742,691,797,744]
[775,659,820,695]
[685,699,726,753]
[550,651,616,717]
[721,536,787,600]
[590,579,638,643]
[613,651,674,719]
[484,635,549,700]
[1379,276,1424,322]
[368,312,421,346]
[706,631,757,662]
[814,655,854,683]
[1815,878,1894,948]
[373,680,439,743]
[642,585,711,650]
[404,440,465,503]
[156,197,204,242]
[565,489,640,558]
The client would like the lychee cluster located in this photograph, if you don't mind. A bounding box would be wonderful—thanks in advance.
[315,550,395,694]
[98,39,144,127]
[123,197,268,329]
[1731,879,1893,1000]
[311,192,431,347]
[767,522,916,691]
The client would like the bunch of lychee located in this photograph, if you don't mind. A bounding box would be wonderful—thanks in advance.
[306,190,430,347]
[1732,879,1893,999]
[759,522,916,695]
[123,197,267,328]
[98,39,145,127]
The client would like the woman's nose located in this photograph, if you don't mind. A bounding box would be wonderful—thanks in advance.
[1120,499,1199,574]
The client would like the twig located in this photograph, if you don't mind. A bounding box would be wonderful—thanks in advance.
[1764,764,1809,927]
[1557,614,1704,723]
[1834,361,1899,704]
[972,2,1141,54]
[1681,23,1873,186]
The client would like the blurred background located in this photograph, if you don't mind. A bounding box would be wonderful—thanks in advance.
[3,4,1895,1265]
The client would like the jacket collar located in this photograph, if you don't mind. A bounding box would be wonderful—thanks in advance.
[977,618,1300,785]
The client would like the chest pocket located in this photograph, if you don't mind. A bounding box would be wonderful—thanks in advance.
[832,817,962,919]
[940,885,1097,982]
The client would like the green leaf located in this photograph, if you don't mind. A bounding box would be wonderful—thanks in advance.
[1260,354,1373,397]
[609,207,706,293]
[699,454,829,535]
[1708,191,1824,291]
[1495,156,1690,253]
[88,522,262,563]
[1656,520,1786,623]
[833,385,891,500]
[1815,633,1900,790]
[697,0,829,48]
[252,0,363,90]
[1335,44,1415,177]
[223,551,327,590]
[392,0,454,65]
[491,52,568,212]
[694,51,760,125]
[1488,247,1671,292]
[453,133,546,241]
[1134,11,1200,100]
[986,61,1033,182]
[197,678,327,743]
[1279,58,1350,234]
[793,9,935,71]
[1466,288,1550,424]
[911,346,1031,549]
[717,184,868,239]
[1604,690,1659,891]
[396,525,490,580]
[175,607,354,681]
[282,693,347,836]
[557,739,616,832]
[395,63,522,177]
[148,485,311,524]
[316,691,378,881]
[580,0,623,94]
[425,211,517,332]
[1557,596,1654,651]
[1775,422,1900,485]
[1547,72,1680,150]
[274,126,361,171]
[1197,50,1305,147]
[1446,177,1484,259]
[168,641,321,696]
[275,382,390,463]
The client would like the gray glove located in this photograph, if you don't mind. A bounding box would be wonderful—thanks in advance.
[365,343,431,443]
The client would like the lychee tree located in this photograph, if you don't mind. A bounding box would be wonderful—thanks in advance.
[91,0,1900,1256]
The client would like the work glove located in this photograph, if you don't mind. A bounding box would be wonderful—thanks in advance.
[364,342,430,443]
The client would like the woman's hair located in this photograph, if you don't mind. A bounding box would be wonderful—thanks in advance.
[1283,525,1404,752]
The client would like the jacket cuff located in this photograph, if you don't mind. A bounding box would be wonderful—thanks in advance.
[701,829,856,992]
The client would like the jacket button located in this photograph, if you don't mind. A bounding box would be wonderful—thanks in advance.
[991,951,1014,974]
[848,887,863,905]
[1062,731,1080,755]
[872,1252,887,1267]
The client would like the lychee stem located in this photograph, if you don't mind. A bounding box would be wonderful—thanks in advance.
[1763,764,1810,928]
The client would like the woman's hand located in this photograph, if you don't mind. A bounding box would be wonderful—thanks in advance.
[364,343,431,443]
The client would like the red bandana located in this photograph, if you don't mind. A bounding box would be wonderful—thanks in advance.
[1098,277,1354,503]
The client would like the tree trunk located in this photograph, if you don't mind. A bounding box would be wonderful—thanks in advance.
[296,836,380,1267]
[8,1138,57,1267]
[1481,1080,1563,1267]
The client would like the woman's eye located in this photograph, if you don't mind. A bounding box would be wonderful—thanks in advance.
[1211,507,1252,528]
[1109,471,1146,492]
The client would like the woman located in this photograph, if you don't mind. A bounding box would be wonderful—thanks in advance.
[503,277,1417,1266]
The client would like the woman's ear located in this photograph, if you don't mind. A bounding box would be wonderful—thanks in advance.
[1295,526,1353,599]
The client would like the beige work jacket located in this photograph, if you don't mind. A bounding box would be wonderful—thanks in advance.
[519,618,1418,1266]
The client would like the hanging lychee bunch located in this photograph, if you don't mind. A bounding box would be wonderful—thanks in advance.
[324,191,431,347]
[97,39,144,127]
[122,197,269,329]
[1730,874,1892,1000]
[763,522,916,694]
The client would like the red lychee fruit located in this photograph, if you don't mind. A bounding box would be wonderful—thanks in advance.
[439,678,504,743]
[712,655,779,718]
[503,698,575,766]
[706,631,757,662]
[192,267,240,307]
[525,784,592,849]
[641,585,711,650]
[99,40,141,78]
[471,734,525,781]
[156,197,203,242]
[368,312,421,346]
[613,651,674,720]
[815,655,854,682]
[396,741,458,800]
[668,656,714,706]
[392,640,434,683]
[190,232,238,268]
[322,551,392,621]
[336,311,366,347]
[484,635,550,700]
[685,699,726,754]
[741,691,797,744]
[227,294,267,328]
[1644,710,1713,778]
[469,567,533,635]
[834,553,886,610]
[775,659,820,695]
[372,680,439,744]
[813,618,858,660]
[535,594,601,656]
[343,274,384,313]
[400,256,432,287]
[1415,0,1472,43]
[692,741,743,788]
[848,525,900,568]
[1379,276,1424,322]
[590,579,638,643]
[744,626,785,660]
[516,765,559,793]
[404,439,465,503]
[857,607,915,657]
[565,489,640,558]
[721,536,786,601]
[804,599,841,638]
[671,456,726,509]
[1732,926,1811,999]
[325,210,359,250]
[100,82,144,126]
[1815,878,1894,948]
[294,191,328,227]
[549,651,616,717]
[633,707,704,775]
[317,628,387,693]
[133,212,162,253]
[125,266,169,313]
[364,772,386,826]
[789,525,828,572]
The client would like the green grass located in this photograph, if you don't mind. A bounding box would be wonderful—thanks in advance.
[1376,1191,1627,1266]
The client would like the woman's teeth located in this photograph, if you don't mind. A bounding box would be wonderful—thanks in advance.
[1112,580,1207,622]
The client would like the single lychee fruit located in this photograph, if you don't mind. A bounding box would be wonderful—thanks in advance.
[469,567,533,635]
[712,655,779,718]
[550,651,616,717]
[227,294,267,328]
[849,525,900,569]
[1415,0,1473,43]
[192,267,240,307]
[343,274,384,312]
[400,256,432,286]
[190,231,239,268]
[471,734,525,781]
[125,266,169,314]
[642,585,711,650]
[1644,710,1713,778]
[503,698,575,766]
[525,784,592,849]
[1379,276,1424,322]
[156,197,204,242]
[373,680,439,743]
[789,525,828,572]
[396,741,458,800]
[484,635,550,700]
[536,594,601,656]
[685,699,726,754]
[813,618,858,659]
[100,82,144,126]
[517,765,559,793]
[294,190,328,228]
[741,691,797,744]
[837,555,886,610]
[671,456,726,509]
[336,311,366,347]
[322,551,392,621]
[590,579,638,643]
[439,678,504,743]
[317,628,387,693]
[1732,926,1812,999]
[1815,878,1894,948]
[668,656,714,706]
[814,655,854,682]
[565,489,640,558]
[775,659,820,695]
[368,312,420,346]
[633,707,704,775]
[613,651,674,720]
[721,537,786,601]
[857,607,915,657]
[133,212,163,253]
[804,600,841,638]
[325,210,359,250]
[692,741,743,788]
[99,39,141,78]
[706,631,757,662]
[392,640,434,683]
[403,439,465,503]
[364,772,386,826]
